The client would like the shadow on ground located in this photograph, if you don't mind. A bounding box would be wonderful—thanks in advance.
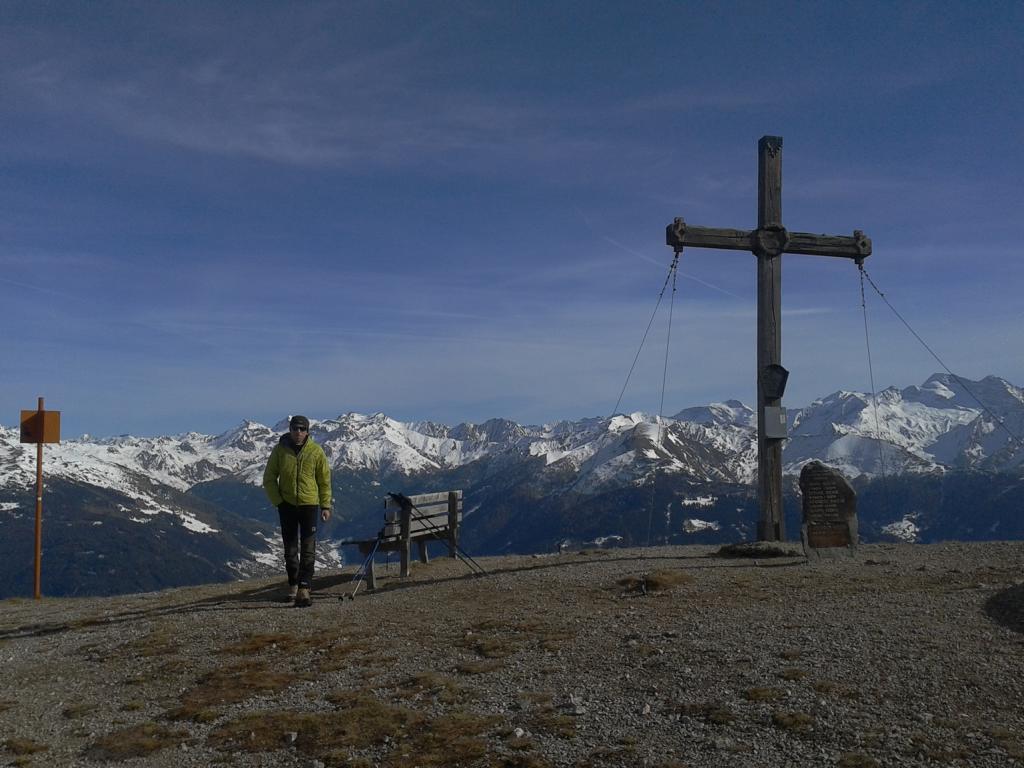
[0,550,807,640]
[984,582,1024,635]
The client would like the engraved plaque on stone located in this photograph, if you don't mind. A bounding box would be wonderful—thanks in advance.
[799,461,858,559]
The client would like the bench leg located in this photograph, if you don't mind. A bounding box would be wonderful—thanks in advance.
[367,557,377,591]
[400,539,411,578]
[418,540,429,564]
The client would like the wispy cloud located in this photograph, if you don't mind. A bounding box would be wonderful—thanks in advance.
[1,25,609,174]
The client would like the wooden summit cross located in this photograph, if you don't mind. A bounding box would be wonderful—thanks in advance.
[665,136,871,542]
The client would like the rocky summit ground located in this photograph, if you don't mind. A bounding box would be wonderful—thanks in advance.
[1,542,1023,768]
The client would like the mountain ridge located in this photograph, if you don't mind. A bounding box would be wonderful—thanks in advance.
[4,373,1021,498]
[2,373,1023,598]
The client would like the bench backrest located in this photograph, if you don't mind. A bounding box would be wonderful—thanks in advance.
[382,490,463,539]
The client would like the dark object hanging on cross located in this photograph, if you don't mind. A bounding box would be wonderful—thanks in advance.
[665,136,871,542]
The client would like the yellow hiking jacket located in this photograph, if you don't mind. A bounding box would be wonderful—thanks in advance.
[262,435,332,508]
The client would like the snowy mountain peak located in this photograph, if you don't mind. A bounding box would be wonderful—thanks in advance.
[211,420,275,451]
[673,400,755,428]
[919,376,957,400]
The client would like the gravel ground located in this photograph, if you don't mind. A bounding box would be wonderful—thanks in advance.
[1,542,1023,767]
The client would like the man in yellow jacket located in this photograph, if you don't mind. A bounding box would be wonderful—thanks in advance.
[262,415,332,607]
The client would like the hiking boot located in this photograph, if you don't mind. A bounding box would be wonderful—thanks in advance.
[285,584,298,603]
[294,587,312,608]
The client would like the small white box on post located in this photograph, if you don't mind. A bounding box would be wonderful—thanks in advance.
[763,407,788,439]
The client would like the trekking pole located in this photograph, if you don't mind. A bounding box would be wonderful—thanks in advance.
[387,493,487,576]
[346,535,383,600]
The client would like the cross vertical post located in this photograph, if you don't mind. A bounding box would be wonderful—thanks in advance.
[665,136,871,542]
[756,136,785,541]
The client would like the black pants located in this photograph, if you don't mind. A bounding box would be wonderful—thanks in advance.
[278,503,318,588]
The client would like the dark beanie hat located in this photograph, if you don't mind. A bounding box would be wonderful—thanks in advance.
[289,415,310,430]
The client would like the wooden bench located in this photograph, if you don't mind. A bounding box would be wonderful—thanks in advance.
[356,490,463,590]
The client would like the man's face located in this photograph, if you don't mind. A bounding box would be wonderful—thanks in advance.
[290,425,309,445]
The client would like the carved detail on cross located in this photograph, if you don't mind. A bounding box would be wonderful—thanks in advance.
[753,226,790,258]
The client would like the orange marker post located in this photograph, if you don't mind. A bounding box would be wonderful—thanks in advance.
[19,397,61,600]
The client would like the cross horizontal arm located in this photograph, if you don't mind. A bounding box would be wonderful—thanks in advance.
[786,231,871,259]
[666,218,871,260]
[665,223,753,251]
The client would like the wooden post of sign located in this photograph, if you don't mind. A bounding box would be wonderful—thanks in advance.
[34,397,44,600]
[20,397,60,599]
[665,137,871,541]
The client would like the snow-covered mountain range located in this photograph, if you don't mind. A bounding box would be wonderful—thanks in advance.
[1,373,1021,597]
[3,373,1021,503]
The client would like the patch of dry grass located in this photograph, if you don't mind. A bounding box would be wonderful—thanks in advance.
[575,744,638,766]
[396,671,464,705]
[906,731,974,762]
[778,667,807,681]
[527,710,577,739]
[62,703,92,719]
[772,710,814,732]
[219,631,324,656]
[518,691,554,707]
[673,701,735,725]
[812,679,861,699]
[743,687,786,702]
[3,738,48,755]
[212,694,422,754]
[537,629,576,652]
[513,691,577,739]
[462,616,575,657]
[469,618,521,632]
[456,659,504,675]
[616,569,692,595]
[167,660,304,721]
[988,726,1024,759]
[497,754,553,768]
[317,638,373,672]
[836,754,880,768]
[407,709,502,766]
[210,692,502,767]
[208,711,335,753]
[84,724,186,761]
[500,727,537,752]
[216,632,371,675]
[0,700,13,715]
[123,626,181,658]
[156,656,191,676]
[460,633,521,659]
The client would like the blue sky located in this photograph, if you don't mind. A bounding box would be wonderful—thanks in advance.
[2,1,1021,437]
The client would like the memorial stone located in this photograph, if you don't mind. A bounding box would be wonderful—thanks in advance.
[799,460,858,559]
